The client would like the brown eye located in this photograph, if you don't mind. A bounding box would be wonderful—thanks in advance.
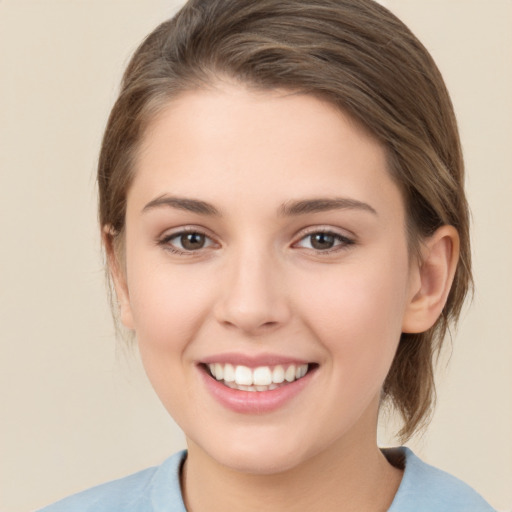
[310,233,336,250]
[180,232,206,250]
[160,230,215,254]
[295,231,354,252]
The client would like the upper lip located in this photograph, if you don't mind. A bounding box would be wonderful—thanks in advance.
[200,352,312,368]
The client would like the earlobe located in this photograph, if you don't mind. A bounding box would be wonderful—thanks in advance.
[402,225,460,334]
[102,226,135,330]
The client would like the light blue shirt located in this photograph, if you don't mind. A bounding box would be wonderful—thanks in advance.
[37,447,496,511]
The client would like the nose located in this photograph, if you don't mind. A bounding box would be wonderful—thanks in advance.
[214,247,291,336]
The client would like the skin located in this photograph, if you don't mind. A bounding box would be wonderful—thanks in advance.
[109,83,459,512]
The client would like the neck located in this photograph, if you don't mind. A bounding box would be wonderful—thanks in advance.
[182,428,402,512]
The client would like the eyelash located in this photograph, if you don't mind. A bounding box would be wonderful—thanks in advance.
[158,227,217,256]
[293,229,355,254]
[157,228,355,256]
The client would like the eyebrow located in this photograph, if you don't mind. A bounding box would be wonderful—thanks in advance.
[142,195,377,217]
[142,195,220,216]
[278,197,377,216]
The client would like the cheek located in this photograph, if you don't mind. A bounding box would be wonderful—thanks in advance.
[125,259,215,421]
[293,254,410,373]
[126,255,214,351]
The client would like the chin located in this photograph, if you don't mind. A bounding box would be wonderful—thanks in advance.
[218,447,306,475]
[193,429,316,476]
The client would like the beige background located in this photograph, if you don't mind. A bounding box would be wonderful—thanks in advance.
[1,1,510,511]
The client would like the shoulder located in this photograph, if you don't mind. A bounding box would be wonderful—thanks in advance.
[387,447,496,512]
[36,450,187,512]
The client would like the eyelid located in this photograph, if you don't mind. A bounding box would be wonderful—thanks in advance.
[157,226,219,255]
[292,226,356,252]
[156,225,355,255]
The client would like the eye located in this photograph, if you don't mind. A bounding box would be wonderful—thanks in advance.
[159,229,216,254]
[295,231,354,252]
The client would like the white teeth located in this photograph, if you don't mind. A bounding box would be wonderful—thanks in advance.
[235,365,253,386]
[214,363,224,381]
[285,365,296,382]
[223,363,235,382]
[272,365,285,383]
[253,366,272,386]
[208,362,310,389]
[296,364,307,379]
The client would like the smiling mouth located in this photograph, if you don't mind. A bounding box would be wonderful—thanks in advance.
[203,363,316,392]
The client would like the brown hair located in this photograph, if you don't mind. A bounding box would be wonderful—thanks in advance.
[98,0,472,441]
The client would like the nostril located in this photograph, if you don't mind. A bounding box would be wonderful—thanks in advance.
[218,317,283,335]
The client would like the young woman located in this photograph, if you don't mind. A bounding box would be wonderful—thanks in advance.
[39,0,496,510]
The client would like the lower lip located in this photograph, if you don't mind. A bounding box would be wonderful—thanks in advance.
[199,366,315,414]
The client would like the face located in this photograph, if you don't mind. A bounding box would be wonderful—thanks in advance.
[116,84,421,474]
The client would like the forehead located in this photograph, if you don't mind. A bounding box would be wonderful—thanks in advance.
[129,84,404,222]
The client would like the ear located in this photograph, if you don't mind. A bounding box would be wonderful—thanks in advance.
[402,225,460,333]
[102,226,135,330]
